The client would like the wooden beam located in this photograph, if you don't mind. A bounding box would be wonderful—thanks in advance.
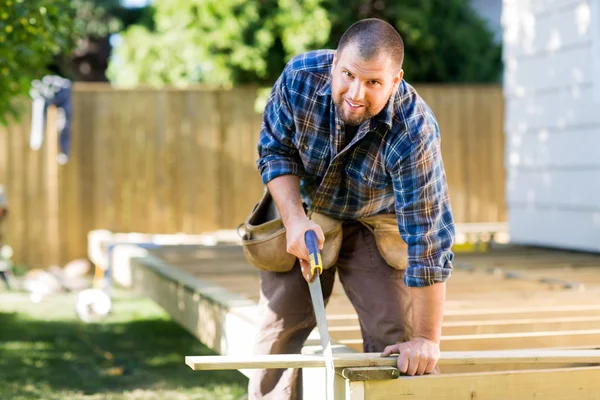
[185,349,600,371]
[329,304,600,324]
[331,315,600,337]
[341,367,400,381]
[339,329,600,352]
[439,329,600,351]
[363,366,600,400]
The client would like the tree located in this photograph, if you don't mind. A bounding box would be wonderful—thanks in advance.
[50,0,154,82]
[108,0,501,88]
[107,0,331,88]
[0,0,77,124]
[322,0,502,83]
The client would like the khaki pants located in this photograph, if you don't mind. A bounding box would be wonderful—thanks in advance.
[248,221,413,400]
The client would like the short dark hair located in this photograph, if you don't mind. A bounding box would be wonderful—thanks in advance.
[337,18,404,70]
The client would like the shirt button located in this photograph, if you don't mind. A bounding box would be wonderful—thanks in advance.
[336,125,341,130]
[362,176,368,181]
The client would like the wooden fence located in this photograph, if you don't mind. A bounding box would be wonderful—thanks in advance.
[0,83,505,268]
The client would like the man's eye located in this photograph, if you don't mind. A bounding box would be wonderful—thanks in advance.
[344,71,352,77]
[370,81,380,85]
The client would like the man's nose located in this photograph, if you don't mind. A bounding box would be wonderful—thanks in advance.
[348,81,365,101]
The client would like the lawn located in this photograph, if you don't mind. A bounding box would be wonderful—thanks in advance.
[0,287,248,400]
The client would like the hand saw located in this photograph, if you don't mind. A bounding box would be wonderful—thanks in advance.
[304,230,335,400]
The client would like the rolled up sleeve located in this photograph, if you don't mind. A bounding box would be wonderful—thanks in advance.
[391,126,456,288]
[257,70,305,184]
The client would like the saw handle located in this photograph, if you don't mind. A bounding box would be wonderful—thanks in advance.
[304,230,323,276]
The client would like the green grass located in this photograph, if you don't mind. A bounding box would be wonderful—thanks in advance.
[0,287,248,400]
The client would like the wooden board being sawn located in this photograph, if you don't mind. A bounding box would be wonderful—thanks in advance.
[147,243,600,360]
[131,242,600,399]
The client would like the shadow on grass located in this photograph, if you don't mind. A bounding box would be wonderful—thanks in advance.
[0,297,249,399]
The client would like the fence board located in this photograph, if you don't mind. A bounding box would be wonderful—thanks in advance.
[0,84,505,268]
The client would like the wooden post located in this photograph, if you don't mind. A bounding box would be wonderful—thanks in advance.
[44,106,60,267]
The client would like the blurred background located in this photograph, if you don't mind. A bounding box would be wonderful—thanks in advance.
[1,0,599,399]
[0,0,507,270]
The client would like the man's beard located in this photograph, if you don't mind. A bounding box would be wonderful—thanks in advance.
[333,97,374,126]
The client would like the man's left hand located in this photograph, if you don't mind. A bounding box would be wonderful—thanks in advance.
[381,337,440,375]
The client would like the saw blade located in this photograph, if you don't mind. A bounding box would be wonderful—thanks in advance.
[308,273,335,400]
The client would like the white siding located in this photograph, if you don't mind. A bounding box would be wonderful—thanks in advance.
[502,0,600,252]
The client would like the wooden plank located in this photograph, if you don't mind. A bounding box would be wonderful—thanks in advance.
[491,87,505,222]
[132,92,149,232]
[192,90,221,232]
[8,113,26,265]
[441,361,599,374]
[154,90,171,233]
[341,331,600,352]
[347,381,365,400]
[341,367,400,381]
[363,366,600,400]
[111,93,125,233]
[92,91,111,230]
[184,349,600,371]
[136,90,154,233]
[78,91,96,254]
[442,316,600,335]
[63,90,82,262]
[22,106,41,267]
[440,329,600,352]
[329,316,600,337]
[446,87,467,224]
[165,91,182,233]
[180,91,195,234]
[117,91,132,232]
[44,107,60,267]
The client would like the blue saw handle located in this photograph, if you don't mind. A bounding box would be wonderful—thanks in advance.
[304,230,323,276]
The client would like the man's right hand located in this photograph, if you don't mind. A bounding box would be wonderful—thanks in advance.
[284,216,325,272]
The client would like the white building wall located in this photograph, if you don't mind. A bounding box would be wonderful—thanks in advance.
[502,0,600,252]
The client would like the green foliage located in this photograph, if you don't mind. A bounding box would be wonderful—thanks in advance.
[49,1,155,81]
[0,0,77,125]
[71,0,154,38]
[109,0,501,88]
[107,0,331,87]
[323,0,502,83]
[72,0,121,38]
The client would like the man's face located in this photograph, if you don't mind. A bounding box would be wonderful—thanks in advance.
[331,42,403,126]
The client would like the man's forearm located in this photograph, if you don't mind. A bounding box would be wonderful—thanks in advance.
[267,175,306,226]
[411,282,446,343]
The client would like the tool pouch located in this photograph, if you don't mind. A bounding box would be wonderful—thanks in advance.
[358,213,408,270]
[240,190,295,272]
[240,190,343,272]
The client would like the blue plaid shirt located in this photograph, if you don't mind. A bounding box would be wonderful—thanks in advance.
[257,50,455,287]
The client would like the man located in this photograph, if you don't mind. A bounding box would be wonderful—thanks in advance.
[250,18,455,399]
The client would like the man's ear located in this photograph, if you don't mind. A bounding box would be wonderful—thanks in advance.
[332,50,338,68]
[394,68,404,85]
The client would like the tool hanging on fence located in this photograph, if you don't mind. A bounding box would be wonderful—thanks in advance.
[303,230,335,400]
[29,75,73,164]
